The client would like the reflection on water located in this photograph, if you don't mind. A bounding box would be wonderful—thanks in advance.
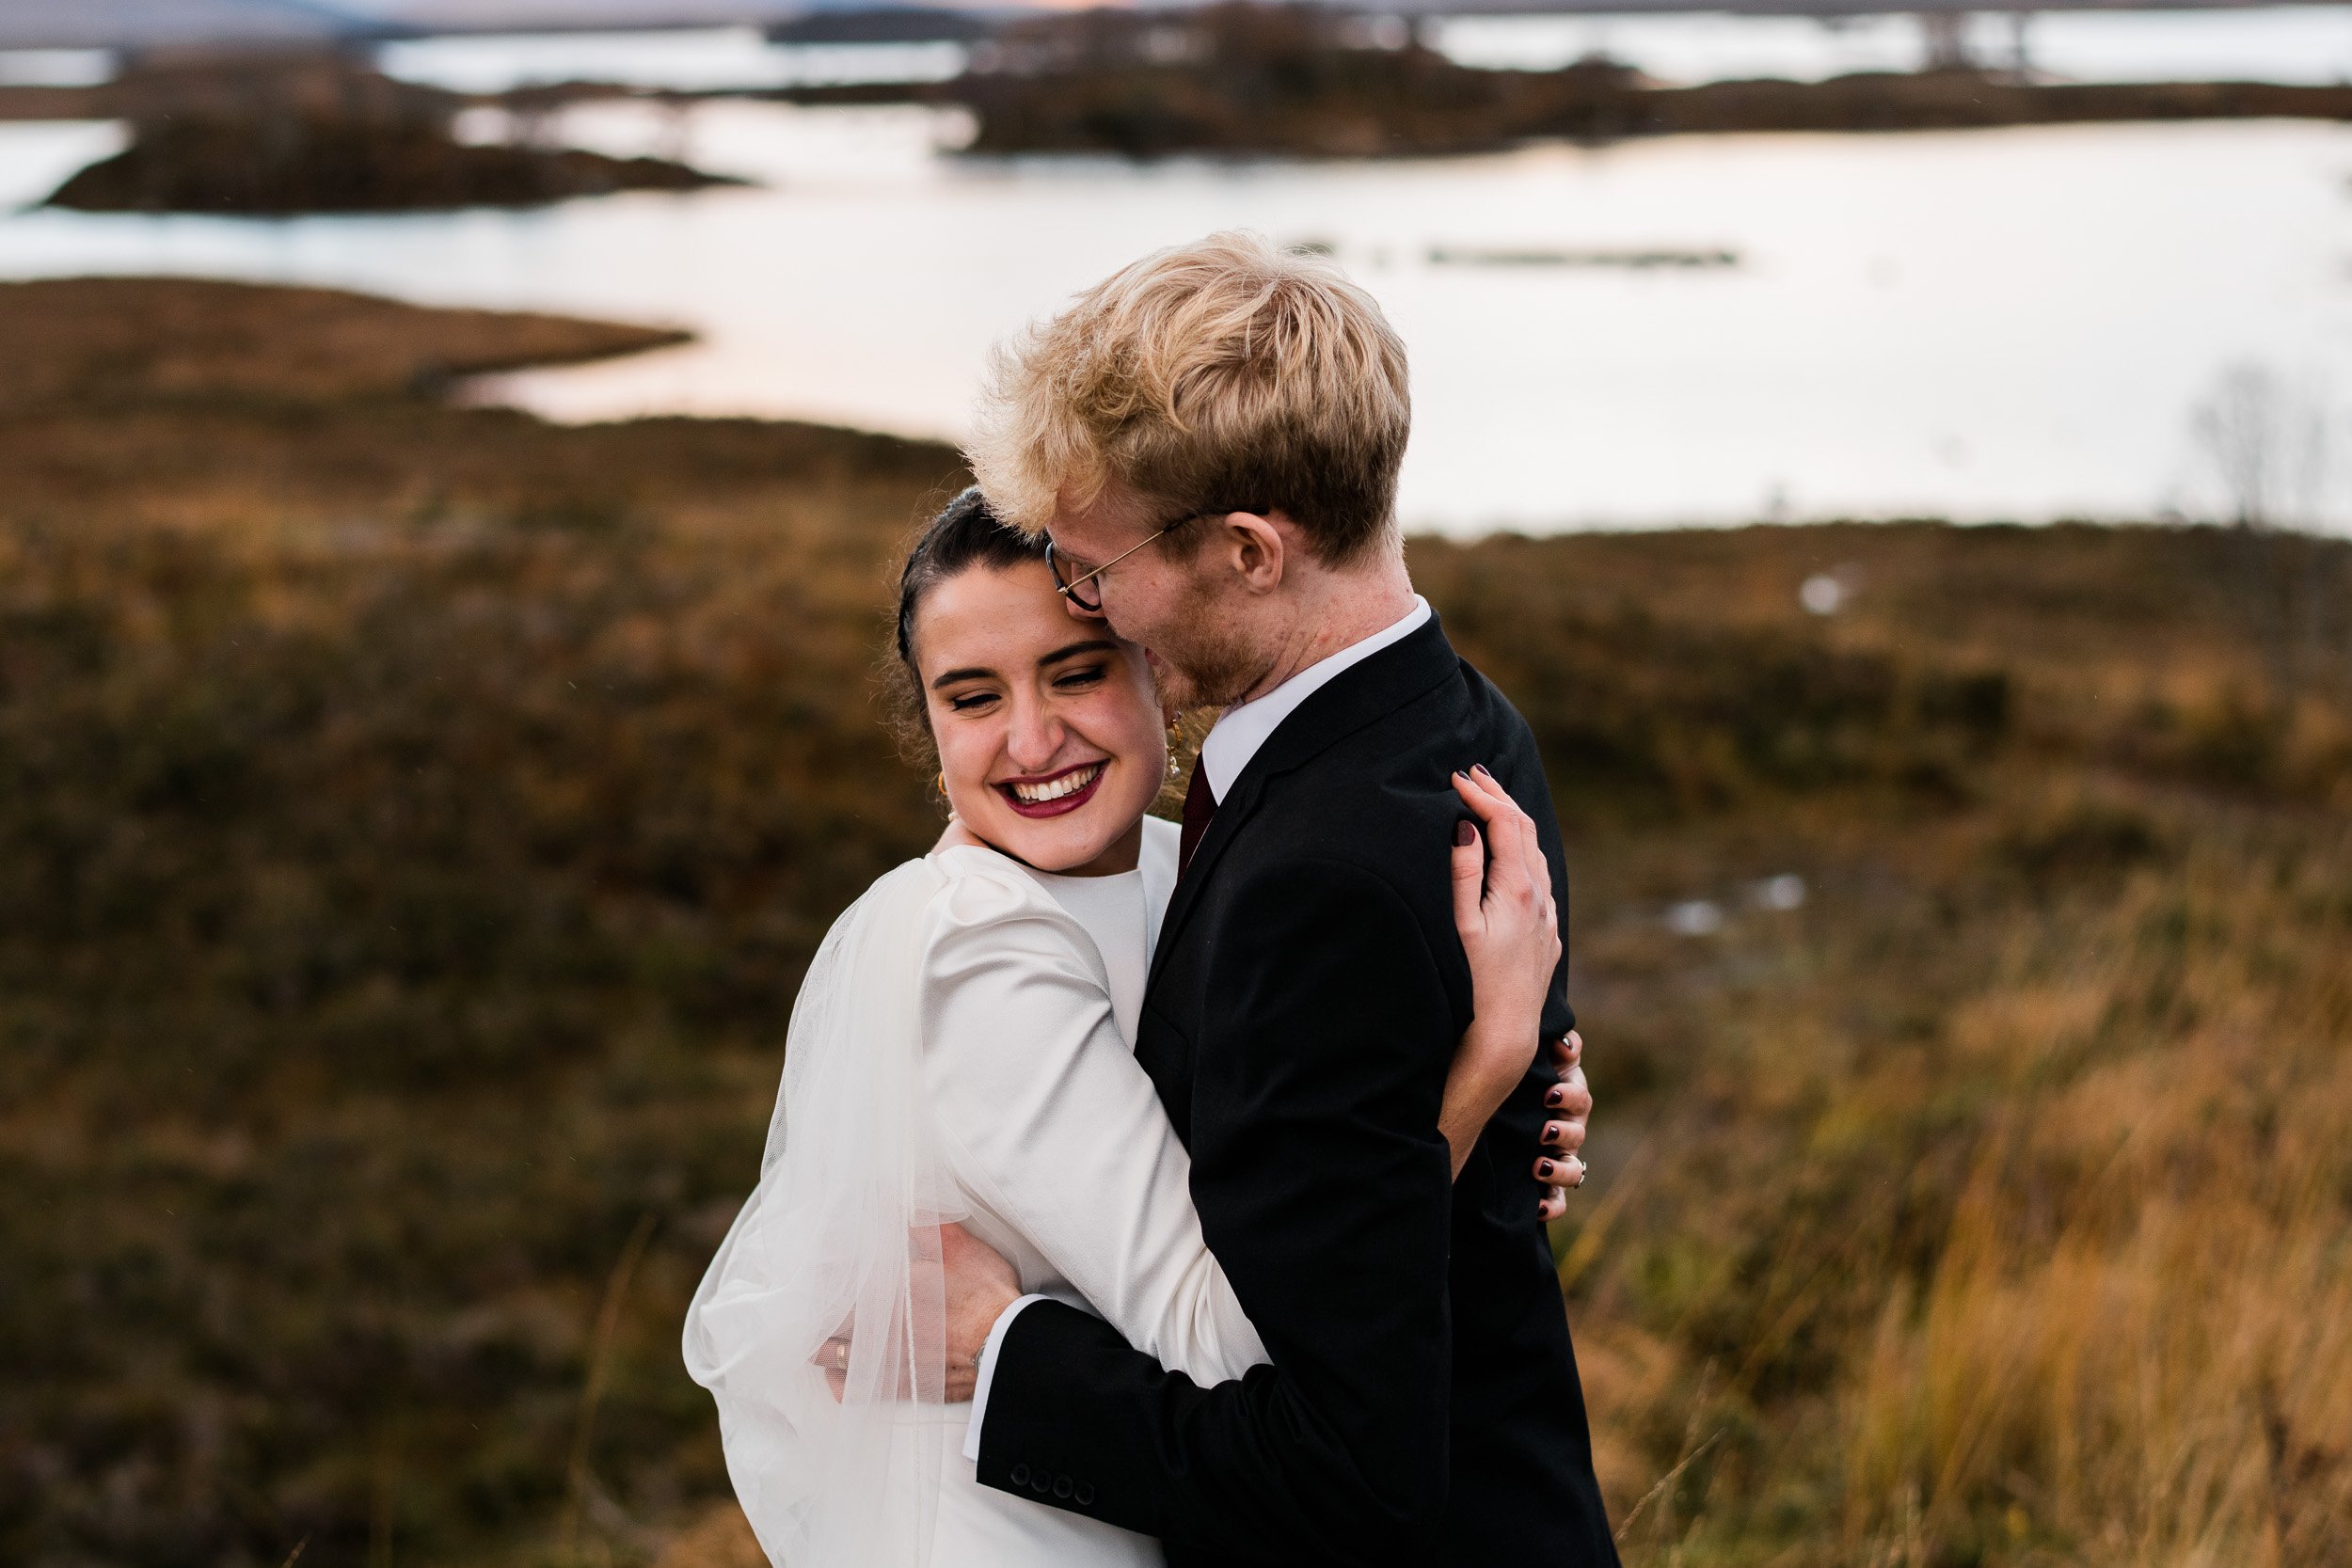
[2007,5,2352,85]
[1431,6,2352,86]
[0,49,117,87]
[375,25,967,93]
[1,99,2345,531]
[0,119,124,206]
[1435,13,1929,81]
[365,11,2352,96]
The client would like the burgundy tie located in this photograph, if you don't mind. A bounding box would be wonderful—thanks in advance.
[1178,763,1216,878]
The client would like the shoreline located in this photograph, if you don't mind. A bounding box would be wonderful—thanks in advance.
[0,53,739,214]
[7,51,2351,158]
[0,275,2318,540]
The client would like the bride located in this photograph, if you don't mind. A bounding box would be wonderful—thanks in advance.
[682,489,1575,1566]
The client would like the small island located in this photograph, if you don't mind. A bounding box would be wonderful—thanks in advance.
[763,2,2352,159]
[32,54,740,215]
[8,8,2351,197]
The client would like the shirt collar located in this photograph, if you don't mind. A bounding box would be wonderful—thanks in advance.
[1198,596,1431,803]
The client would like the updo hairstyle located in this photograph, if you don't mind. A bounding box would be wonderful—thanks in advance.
[882,487,1050,771]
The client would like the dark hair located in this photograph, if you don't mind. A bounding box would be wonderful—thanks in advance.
[883,486,1196,816]
[893,487,1049,668]
[882,487,1050,769]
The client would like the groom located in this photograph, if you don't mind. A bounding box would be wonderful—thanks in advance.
[947,232,1615,1566]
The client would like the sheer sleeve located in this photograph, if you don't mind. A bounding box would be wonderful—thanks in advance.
[918,856,1267,1387]
[681,859,965,1568]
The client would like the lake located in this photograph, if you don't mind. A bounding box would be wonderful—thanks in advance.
[1431,6,2352,86]
[3,17,2347,532]
[359,11,2352,94]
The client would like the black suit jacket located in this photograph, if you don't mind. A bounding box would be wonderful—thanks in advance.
[975,614,1618,1567]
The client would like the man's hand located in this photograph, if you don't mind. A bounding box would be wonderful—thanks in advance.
[814,1221,1020,1402]
[941,1221,1021,1399]
[1534,1031,1591,1222]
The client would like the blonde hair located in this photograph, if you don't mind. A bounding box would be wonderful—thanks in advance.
[965,231,1411,565]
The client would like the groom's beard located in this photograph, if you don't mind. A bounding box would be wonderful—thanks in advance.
[1146,577,1263,709]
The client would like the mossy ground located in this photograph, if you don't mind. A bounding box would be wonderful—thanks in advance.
[4,278,2347,1568]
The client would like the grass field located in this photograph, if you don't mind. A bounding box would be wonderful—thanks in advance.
[3,278,2346,1568]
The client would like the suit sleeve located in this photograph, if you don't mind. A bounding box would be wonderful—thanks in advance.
[975,856,1459,1558]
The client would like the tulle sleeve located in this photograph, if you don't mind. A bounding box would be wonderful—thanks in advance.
[681,859,964,1567]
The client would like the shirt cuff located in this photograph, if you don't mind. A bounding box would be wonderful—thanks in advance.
[961,1293,1047,1463]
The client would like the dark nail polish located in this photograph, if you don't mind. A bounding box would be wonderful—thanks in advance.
[1454,819,1475,847]
[1538,1159,1554,1178]
[1545,1086,1565,1107]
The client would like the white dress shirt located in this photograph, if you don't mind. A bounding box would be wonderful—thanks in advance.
[1198,595,1431,803]
[964,594,1431,1453]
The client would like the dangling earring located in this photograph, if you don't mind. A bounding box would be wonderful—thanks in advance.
[934,771,949,800]
[1165,711,1184,784]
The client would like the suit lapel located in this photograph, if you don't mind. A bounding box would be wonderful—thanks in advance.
[1145,615,1463,995]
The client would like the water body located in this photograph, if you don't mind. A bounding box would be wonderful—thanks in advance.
[375,27,968,94]
[2,43,2346,531]
[1430,7,2352,86]
[14,9,2342,93]
[359,11,2352,95]
[0,49,116,87]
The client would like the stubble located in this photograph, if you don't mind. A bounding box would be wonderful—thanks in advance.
[1144,568,1264,709]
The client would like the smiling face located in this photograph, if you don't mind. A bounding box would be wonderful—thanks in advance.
[913,560,1168,875]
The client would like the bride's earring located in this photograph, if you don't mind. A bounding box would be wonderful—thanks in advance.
[1165,711,1184,784]
[934,770,948,801]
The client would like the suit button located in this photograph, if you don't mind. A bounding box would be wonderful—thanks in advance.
[1009,1464,1030,1487]
[1030,1468,1052,1494]
[1074,1482,1095,1506]
[1053,1476,1073,1498]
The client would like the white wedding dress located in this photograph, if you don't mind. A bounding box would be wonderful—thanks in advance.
[683,816,1268,1566]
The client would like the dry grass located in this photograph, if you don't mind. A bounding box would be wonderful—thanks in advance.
[1836,834,2352,1567]
[1414,527,2352,1568]
[3,279,2348,1568]
[0,278,689,414]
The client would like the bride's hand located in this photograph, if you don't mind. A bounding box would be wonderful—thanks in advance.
[1438,765,1563,1180]
[1534,1030,1590,1221]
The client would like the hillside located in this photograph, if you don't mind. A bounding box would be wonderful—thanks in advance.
[3,277,2347,1568]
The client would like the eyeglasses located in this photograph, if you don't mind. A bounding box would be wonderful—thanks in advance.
[1044,505,1262,613]
[1044,525,1171,614]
